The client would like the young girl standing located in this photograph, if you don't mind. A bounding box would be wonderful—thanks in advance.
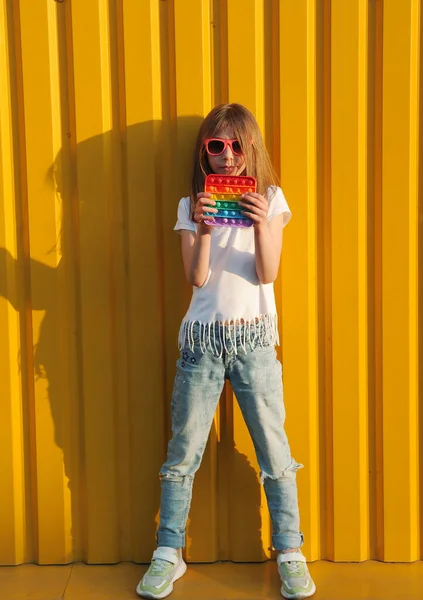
[136,104,316,600]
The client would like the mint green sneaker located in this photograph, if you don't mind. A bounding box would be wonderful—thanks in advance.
[277,551,316,599]
[136,547,187,599]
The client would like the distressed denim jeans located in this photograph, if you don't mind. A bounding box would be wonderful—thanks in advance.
[158,323,304,551]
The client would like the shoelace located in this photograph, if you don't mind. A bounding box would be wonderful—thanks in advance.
[284,561,303,575]
[150,558,172,575]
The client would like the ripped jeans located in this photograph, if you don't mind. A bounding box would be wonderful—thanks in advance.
[158,322,304,551]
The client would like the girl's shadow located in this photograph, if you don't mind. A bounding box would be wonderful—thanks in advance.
[0,117,266,564]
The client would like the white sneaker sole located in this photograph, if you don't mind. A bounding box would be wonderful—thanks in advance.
[281,580,316,599]
[136,560,187,599]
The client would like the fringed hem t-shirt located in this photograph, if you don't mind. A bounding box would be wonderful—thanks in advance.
[174,185,292,355]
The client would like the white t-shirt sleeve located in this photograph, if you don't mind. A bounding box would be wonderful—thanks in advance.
[266,186,292,227]
[174,197,197,233]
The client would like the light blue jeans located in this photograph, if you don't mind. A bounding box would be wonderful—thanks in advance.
[158,322,304,551]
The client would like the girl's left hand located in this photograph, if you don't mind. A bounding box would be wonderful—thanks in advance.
[239,193,268,227]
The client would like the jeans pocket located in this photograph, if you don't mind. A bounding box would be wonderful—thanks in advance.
[179,347,199,369]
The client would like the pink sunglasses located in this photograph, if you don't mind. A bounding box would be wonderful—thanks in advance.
[204,138,244,156]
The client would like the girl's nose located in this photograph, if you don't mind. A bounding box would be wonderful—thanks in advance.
[222,145,234,159]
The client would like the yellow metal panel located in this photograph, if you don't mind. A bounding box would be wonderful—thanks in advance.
[368,0,385,562]
[0,0,422,565]
[0,0,26,566]
[18,0,73,564]
[106,0,132,562]
[121,0,166,564]
[382,0,420,561]
[279,0,320,562]
[227,0,264,127]
[331,0,369,560]
[70,0,119,564]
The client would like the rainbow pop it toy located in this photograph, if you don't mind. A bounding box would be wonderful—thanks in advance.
[204,174,257,227]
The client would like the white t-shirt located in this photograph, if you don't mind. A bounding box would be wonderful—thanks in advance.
[174,186,291,353]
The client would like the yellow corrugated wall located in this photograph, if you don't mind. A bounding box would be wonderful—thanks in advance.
[0,0,421,566]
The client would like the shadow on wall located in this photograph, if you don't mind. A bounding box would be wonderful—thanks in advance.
[0,117,265,564]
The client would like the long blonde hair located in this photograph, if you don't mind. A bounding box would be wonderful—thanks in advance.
[190,104,278,213]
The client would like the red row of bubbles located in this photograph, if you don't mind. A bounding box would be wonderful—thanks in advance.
[207,176,255,187]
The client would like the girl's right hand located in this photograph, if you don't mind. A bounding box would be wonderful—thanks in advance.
[193,192,217,231]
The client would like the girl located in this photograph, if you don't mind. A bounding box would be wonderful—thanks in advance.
[136,104,316,600]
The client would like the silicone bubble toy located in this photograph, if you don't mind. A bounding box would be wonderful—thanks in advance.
[204,174,257,227]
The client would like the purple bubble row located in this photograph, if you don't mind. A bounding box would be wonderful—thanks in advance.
[204,216,253,228]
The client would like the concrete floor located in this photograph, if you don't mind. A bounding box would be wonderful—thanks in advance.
[1,561,423,600]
